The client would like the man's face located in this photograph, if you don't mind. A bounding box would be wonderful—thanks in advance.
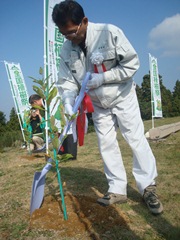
[58,17,88,45]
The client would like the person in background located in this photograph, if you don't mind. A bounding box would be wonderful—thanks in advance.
[29,94,77,159]
[52,0,163,215]
[29,94,45,111]
[23,108,45,151]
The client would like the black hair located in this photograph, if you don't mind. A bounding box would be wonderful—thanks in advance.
[29,94,41,104]
[52,0,85,27]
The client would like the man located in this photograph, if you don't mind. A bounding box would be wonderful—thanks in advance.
[29,94,45,110]
[52,1,163,215]
[29,94,77,159]
[23,108,45,151]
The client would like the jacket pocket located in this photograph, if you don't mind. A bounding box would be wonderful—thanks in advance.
[101,49,117,71]
[65,50,86,81]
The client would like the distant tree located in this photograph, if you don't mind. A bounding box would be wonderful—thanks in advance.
[159,76,173,118]
[0,111,6,125]
[172,80,180,98]
[172,80,180,116]
[135,84,142,100]
[6,107,20,131]
[0,111,6,133]
[139,74,152,120]
[135,83,144,118]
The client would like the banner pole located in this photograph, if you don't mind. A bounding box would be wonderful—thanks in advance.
[149,54,155,129]
[44,0,49,154]
[18,113,26,142]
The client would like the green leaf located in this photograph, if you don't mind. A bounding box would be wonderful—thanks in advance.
[34,79,44,86]
[61,153,73,162]
[39,67,43,75]
[29,77,44,87]
[64,112,77,121]
[60,103,66,127]
[50,96,61,114]
[50,115,55,127]
[51,125,58,134]
[32,86,46,99]
[46,87,58,106]
[54,109,61,120]
[31,104,45,112]
[52,136,60,150]
[48,81,55,92]
[23,109,31,121]
[53,103,64,121]
[43,74,53,91]
[43,82,48,91]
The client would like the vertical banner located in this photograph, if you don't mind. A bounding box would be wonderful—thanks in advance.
[149,54,163,118]
[44,0,64,132]
[4,61,30,141]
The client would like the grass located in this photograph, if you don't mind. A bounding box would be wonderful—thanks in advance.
[0,116,180,240]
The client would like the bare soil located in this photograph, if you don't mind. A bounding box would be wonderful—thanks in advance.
[30,193,128,239]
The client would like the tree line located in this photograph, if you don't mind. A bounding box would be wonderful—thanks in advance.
[0,74,179,148]
[0,107,22,149]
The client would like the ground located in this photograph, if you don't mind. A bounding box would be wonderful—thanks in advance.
[30,193,129,239]
[25,154,130,240]
[1,120,180,239]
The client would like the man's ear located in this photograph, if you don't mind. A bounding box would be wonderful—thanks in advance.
[82,17,88,27]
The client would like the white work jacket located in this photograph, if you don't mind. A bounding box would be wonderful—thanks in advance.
[57,22,140,109]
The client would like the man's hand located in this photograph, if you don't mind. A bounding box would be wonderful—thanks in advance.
[87,73,104,89]
[36,109,40,115]
[64,103,74,116]
[36,109,42,121]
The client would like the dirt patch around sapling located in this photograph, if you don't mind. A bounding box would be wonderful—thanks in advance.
[29,192,129,239]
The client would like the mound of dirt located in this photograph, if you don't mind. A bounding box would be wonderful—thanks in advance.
[29,192,129,239]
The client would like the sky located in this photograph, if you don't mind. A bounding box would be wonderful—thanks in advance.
[0,0,180,120]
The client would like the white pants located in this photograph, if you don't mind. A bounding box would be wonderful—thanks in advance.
[92,84,157,195]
